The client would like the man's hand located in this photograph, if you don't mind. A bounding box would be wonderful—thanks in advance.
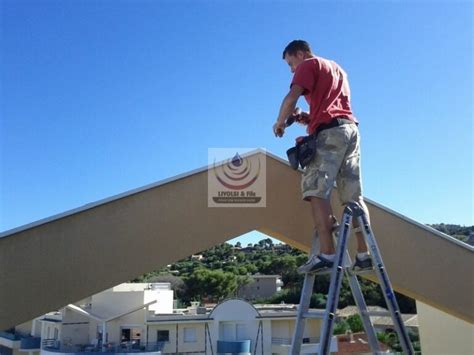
[286,107,310,127]
[295,111,310,125]
[273,121,286,137]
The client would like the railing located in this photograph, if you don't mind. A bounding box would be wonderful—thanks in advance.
[113,341,165,353]
[42,340,165,353]
[0,331,22,341]
[21,336,41,349]
[43,338,60,349]
[271,337,291,345]
[216,340,251,353]
[271,337,319,345]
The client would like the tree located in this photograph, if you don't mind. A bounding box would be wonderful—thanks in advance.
[235,252,246,263]
[333,319,349,335]
[258,238,274,249]
[377,331,398,349]
[347,314,364,333]
[244,263,258,274]
[310,293,326,308]
[237,266,248,275]
[185,268,240,302]
[236,275,253,293]
[265,288,301,305]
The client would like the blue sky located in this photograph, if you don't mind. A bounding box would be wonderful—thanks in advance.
[1,0,472,246]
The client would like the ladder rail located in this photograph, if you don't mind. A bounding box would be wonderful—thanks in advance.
[289,229,320,355]
[357,213,415,355]
[344,253,381,353]
[289,273,315,355]
[318,213,352,354]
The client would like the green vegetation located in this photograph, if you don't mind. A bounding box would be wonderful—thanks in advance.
[333,319,349,335]
[133,224,471,308]
[377,329,421,353]
[346,314,364,333]
[428,224,473,245]
[132,237,416,311]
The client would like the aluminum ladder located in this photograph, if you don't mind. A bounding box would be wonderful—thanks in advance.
[290,201,415,354]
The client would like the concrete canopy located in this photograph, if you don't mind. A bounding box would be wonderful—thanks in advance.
[0,150,472,330]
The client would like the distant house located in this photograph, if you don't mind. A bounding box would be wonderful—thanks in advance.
[240,246,255,253]
[237,275,284,301]
[190,254,204,261]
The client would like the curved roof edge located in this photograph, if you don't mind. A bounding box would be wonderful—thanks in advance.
[208,298,262,318]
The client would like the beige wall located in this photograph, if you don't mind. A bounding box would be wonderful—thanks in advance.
[1,151,472,329]
[177,323,206,353]
[148,322,209,353]
[271,318,322,341]
[105,315,145,344]
[271,320,293,339]
[417,301,474,355]
[61,308,90,346]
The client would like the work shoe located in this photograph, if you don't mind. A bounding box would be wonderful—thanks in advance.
[352,255,373,271]
[297,254,334,274]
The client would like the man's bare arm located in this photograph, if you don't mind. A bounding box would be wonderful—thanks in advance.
[273,84,304,137]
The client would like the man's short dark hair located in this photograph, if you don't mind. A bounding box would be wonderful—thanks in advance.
[282,40,312,59]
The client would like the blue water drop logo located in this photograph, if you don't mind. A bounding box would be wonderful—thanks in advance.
[231,152,243,167]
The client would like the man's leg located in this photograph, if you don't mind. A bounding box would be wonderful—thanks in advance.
[296,196,337,273]
[308,195,370,254]
[337,124,373,268]
[309,196,336,254]
[298,126,350,273]
[352,196,369,253]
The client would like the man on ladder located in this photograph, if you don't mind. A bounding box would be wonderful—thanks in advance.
[273,39,372,273]
[273,40,414,354]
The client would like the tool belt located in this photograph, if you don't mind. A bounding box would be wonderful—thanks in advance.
[286,117,355,170]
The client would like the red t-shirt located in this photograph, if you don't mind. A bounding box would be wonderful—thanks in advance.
[291,56,357,134]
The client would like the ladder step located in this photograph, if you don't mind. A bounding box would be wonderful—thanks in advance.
[303,311,326,319]
[308,268,332,275]
[346,267,375,276]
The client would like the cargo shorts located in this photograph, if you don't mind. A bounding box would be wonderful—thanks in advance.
[301,123,363,204]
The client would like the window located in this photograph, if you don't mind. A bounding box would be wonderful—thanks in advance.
[157,330,169,342]
[221,323,234,341]
[236,324,246,340]
[183,328,197,343]
[219,323,247,341]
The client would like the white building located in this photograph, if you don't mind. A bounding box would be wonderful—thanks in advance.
[147,299,337,354]
[0,283,337,355]
[0,283,173,355]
